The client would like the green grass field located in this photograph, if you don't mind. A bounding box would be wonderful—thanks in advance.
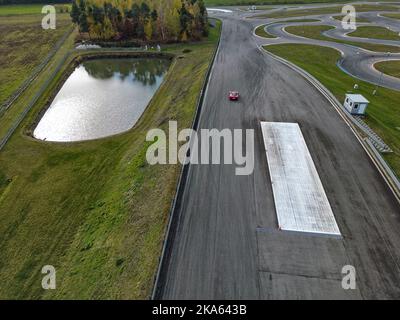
[284,24,400,53]
[348,26,400,41]
[255,20,318,38]
[0,4,43,15]
[0,16,221,299]
[374,60,400,79]
[0,4,70,16]
[253,4,400,18]
[264,43,400,176]
[381,13,400,20]
[255,24,276,37]
[282,18,321,22]
[0,12,72,107]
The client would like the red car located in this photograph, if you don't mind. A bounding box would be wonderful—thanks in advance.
[229,91,239,101]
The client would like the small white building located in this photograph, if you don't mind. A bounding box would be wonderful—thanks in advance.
[344,94,369,115]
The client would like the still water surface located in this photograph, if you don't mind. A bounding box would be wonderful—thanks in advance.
[34,58,170,142]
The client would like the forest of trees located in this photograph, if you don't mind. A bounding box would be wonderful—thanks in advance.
[0,0,66,4]
[70,0,209,42]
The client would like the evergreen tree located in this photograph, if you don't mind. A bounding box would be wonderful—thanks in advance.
[179,1,193,38]
[79,11,89,33]
[70,0,81,25]
[151,9,158,22]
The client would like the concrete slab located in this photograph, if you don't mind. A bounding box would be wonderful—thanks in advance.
[260,122,341,236]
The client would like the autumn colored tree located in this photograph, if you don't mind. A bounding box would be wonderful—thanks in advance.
[70,0,208,42]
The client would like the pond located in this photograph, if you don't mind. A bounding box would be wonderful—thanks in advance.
[33,58,170,142]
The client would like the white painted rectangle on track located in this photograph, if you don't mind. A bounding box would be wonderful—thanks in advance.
[260,122,341,236]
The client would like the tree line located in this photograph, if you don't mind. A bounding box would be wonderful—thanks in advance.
[70,0,209,42]
[0,0,65,3]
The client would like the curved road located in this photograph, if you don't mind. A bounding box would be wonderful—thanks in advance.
[158,6,400,299]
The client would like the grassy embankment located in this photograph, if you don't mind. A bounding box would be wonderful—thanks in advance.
[348,26,400,41]
[0,9,221,299]
[374,60,400,79]
[253,4,400,18]
[0,4,70,16]
[284,24,400,53]
[264,43,400,176]
[0,5,72,107]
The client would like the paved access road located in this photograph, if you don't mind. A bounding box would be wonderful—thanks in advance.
[158,7,400,299]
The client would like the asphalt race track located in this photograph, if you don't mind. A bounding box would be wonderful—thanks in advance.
[158,3,400,299]
[250,4,400,90]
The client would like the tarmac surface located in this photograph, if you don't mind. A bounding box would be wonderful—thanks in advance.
[158,4,400,299]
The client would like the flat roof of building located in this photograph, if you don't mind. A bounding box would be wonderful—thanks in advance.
[345,94,369,103]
